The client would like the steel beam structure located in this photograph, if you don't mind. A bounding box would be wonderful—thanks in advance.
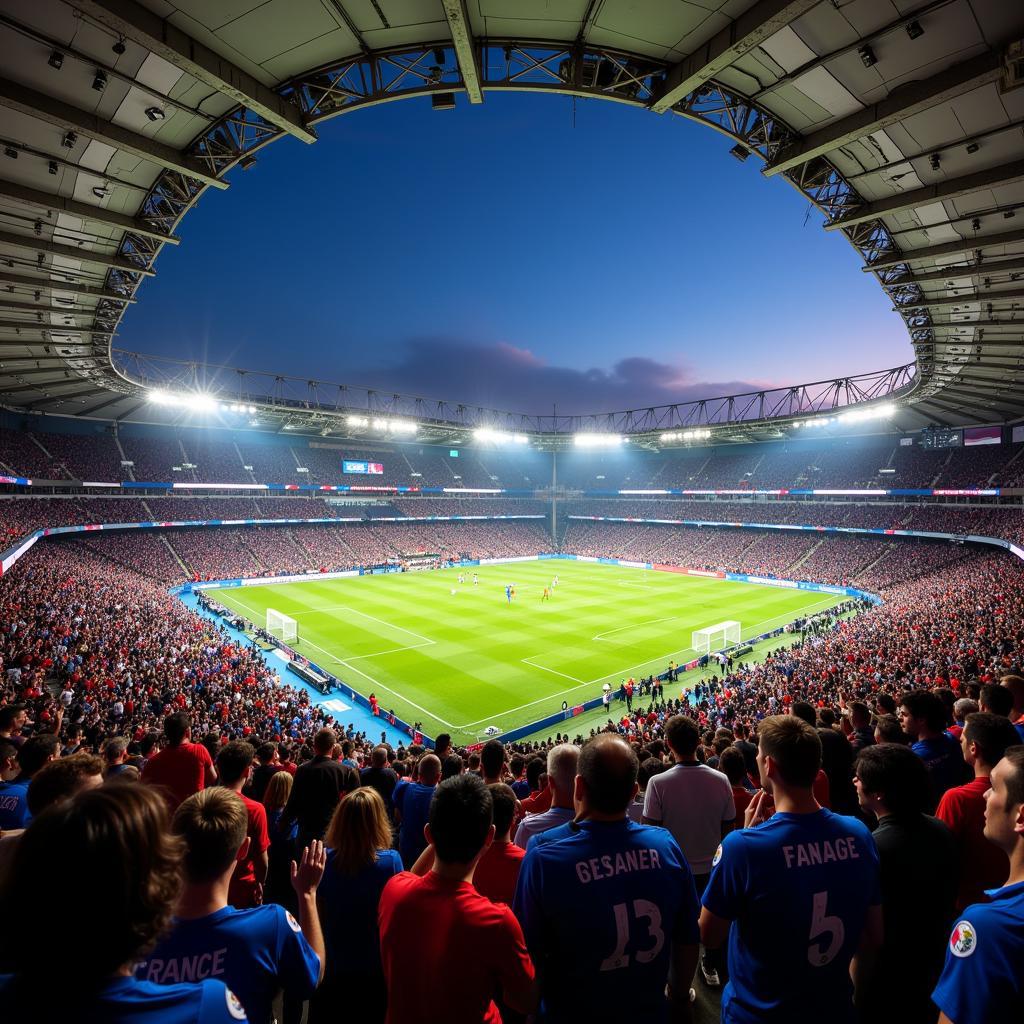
[65,0,316,144]
[0,178,179,246]
[441,1,482,104]
[0,77,227,190]
[0,229,156,275]
[881,257,1024,288]
[651,0,819,114]
[0,320,114,334]
[827,159,1024,232]
[765,50,1005,177]
[894,288,1024,312]
[0,300,103,315]
[863,227,1024,272]
[0,271,134,301]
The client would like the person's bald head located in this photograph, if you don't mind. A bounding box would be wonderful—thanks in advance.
[1001,676,1024,716]
[576,735,639,816]
[418,754,442,785]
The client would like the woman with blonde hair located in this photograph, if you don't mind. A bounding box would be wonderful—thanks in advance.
[263,769,296,910]
[310,785,402,1024]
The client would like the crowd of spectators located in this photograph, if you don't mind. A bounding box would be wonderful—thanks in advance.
[2,530,1023,1022]
[5,423,1024,487]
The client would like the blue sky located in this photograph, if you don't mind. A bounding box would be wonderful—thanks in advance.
[125,92,910,415]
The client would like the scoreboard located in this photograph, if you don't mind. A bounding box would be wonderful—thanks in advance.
[342,460,384,475]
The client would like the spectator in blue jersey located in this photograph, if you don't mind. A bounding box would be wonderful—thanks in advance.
[313,786,401,1023]
[514,743,579,849]
[700,714,883,1024]
[0,732,58,830]
[853,743,957,1024]
[138,787,324,1024]
[514,733,699,1023]
[900,690,970,808]
[393,753,440,867]
[509,754,531,798]
[0,784,248,1022]
[932,744,1024,1023]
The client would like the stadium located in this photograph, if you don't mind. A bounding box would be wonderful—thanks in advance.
[1,2,1023,1023]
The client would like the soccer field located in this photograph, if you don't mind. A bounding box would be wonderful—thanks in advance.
[212,562,839,744]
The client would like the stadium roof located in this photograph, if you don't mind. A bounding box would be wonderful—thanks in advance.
[0,0,1022,445]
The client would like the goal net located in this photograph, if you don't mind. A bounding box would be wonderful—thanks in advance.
[692,620,741,655]
[266,608,297,643]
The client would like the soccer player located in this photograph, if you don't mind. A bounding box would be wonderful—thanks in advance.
[473,572,479,586]
[552,575,558,588]
[700,715,883,1023]
[0,785,248,1022]
[932,745,1024,1023]
[138,788,324,1024]
[458,573,464,585]
[541,586,550,602]
[378,774,538,1021]
[514,734,700,1022]
[505,583,512,605]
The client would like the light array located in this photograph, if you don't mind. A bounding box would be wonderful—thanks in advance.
[792,404,896,429]
[660,428,712,443]
[147,389,217,413]
[574,433,623,448]
[473,428,529,445]
[373,418,417,435]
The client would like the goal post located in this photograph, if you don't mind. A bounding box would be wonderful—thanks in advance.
[266,608,297,643]
[692,620,741,655]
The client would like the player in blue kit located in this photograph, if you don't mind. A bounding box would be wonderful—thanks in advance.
[932,745,1024,1023]
[514,734,700,1023]
[505,583,512,604]
[0,784,248,1023]
[138,788,324,1024]
[700,715,883,1024]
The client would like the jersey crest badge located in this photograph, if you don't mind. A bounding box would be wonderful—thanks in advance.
[712,844,723,867]
[949,920,976,958]
[286,910,302,933]
[226,988,247,1020]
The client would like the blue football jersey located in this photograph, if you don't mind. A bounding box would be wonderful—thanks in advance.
[0,778,30,830]
[137,904,319,1024]
[703,809,881,1024]
[932,880,1024,1024]
[513,818,700,1023]
[0,974,246,1023]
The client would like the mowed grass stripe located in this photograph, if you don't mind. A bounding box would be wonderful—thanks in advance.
[212,563,836,741]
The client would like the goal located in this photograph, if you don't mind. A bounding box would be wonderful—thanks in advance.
[266,608,297,644]
[692,620,741,655]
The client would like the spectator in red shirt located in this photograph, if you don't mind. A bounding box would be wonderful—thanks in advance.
[141,712,217,810]
[378,774,538,1023]
[936,712,1021,911]
[719,747,755,819]
[472,784,525,906]
[216,741,270,909]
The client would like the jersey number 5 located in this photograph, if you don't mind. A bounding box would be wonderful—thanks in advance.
[600,900,665,971]
[807,891,845,967]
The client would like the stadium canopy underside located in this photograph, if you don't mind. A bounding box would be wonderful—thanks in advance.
[0,0,1022,447]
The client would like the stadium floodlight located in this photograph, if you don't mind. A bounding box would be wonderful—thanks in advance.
[474,428,529,445]
[373,418,417,435]
[574,433,622,448]
[147,389,172,405]
[838,403,897,425]
[347,415,370,428]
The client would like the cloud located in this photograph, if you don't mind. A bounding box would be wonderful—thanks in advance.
[346,338,773,416]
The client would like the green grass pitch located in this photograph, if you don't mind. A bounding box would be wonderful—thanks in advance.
[212,562,839,744]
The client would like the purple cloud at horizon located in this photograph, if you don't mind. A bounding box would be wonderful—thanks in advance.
[343,338,780,416]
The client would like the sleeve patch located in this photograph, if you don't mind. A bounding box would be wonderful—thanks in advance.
[226,988,248,1020]
[712,844,723,867]
[949,920,977,958]
[285,910,302,933]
